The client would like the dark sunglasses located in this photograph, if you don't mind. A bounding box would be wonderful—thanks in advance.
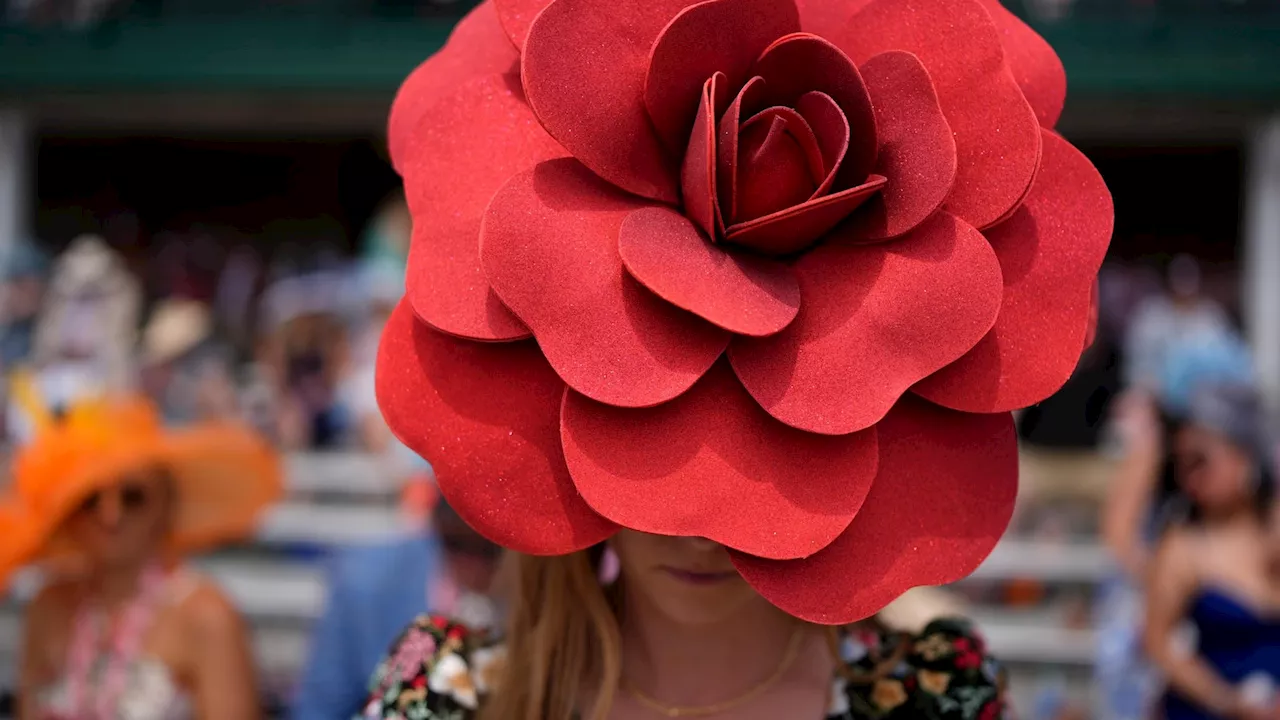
[78,483,154,516]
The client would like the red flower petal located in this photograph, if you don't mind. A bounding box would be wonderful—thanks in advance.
[730,211,1002,434]
[752,33,877,190]
[835,0,1041,230]
[402,73,565,342]
[974,0,1066,128]
[717,76,767,225]
[731,396,1017,624]
[794,91,850,198]
[376,301,618,555]
[682,73,729,240]
[618,207,800,336]
[481,159,730,408]
[736,107,825,223]
[522,0,703,203]
[387,1,518,174]
[724,174,886,255]
[644,0,801,153]
[913,130,1113,412]
[562,360,877,560]
[792,0,872,36]
[493,0,550,50]
[840,51,955,243]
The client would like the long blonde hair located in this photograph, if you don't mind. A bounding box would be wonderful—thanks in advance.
[481,547,622,720]
[480,547,862,720]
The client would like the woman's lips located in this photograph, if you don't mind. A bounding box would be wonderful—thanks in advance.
[662,567,739,585]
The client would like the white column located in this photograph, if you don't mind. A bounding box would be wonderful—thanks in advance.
[1244,116,1280,413]
[0,109,31,274]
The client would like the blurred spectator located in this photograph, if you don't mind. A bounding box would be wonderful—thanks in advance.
[1124,255,1235,399]
[1099,337,1264,720]
[139,298,239,426]
[0,239,49,369]
[290,500,500,720]
[258,270,360,449]
[2,394,281,720]
[1134,381,1279,718]
[7,236,140,443]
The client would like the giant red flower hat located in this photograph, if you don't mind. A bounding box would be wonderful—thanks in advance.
[378,0,1113,623]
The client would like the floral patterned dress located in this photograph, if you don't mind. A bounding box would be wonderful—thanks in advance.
[358,616,1007,720]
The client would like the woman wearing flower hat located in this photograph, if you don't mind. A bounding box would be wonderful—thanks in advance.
[364,0,1112,717]
[2,395,282,720]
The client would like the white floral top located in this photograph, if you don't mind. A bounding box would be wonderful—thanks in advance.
[358,615,1007,719]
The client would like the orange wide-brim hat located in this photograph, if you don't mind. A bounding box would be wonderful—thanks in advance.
[0,395,283,590]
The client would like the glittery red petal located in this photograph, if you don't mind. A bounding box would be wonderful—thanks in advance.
[913,130,1113,412]
[735,107,825,223]
[522,0,705,203]
[835,0,1041,230]
[401,73,565,342]
[839,51,955,243]
[387,1,518,174]
[724,175,886,256]
[752,33,877,190]
[717,76,767,225]
[732,397,1017,624]
[376,301,618,555]
[792,0,872,36]
[682,73,729,240]
[974,0,1066,128]
[729,211,1002,435]
[619,207,800,337]
[493,0,551,50]
[562,360,876,560]
[481,159,730,408]
[794,91,850,198]
[644,0,800,153]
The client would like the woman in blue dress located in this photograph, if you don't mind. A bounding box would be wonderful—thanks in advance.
[1141,381,1279,719]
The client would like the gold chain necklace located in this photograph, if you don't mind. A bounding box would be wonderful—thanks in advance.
[622,626,805,718]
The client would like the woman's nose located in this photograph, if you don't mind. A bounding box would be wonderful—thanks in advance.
[684,536,721,552]
[96,489,124,529]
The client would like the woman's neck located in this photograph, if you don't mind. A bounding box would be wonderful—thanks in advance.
[618,590,806,707]
[85,557,160,611]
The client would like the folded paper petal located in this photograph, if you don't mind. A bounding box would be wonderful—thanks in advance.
[523,0,704,203]
[481,159,730,408]
[794,92,850,198]
[839,51,955,242]
[752,33,877,190]
[387,1,519,173]
[376,301,618,555]
[644,0,800,153]
[562,360,877,560]
[494,0,551,50]
[725,175,886,256]
[736,107,824,222]
[718,76,767,225]
[913,130,1113,412]
[619,208,800,336]
[731,396,1017,624]
[682,74,728,239]
[836,0,1041,230]
[974,0,1066,128]
[402,73,565,342]
[730,211,1002,434]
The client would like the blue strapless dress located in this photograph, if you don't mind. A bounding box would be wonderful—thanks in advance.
[1163,588,1280,719]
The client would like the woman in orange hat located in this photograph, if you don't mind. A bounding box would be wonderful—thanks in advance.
[1,393,282,720]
